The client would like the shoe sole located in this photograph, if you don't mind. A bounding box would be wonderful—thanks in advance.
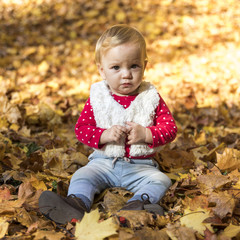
[144,204,164,216]
[38,191,85,224]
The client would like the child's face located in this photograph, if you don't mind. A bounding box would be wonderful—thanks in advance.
[97,43,147,96]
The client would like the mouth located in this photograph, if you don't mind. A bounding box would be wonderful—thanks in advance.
[122,83,131,87]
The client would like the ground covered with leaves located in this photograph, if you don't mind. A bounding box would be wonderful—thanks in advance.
[0,0,240,239]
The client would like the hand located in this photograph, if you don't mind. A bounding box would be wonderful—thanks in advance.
[126,122,153,145]
[100,125,128,144]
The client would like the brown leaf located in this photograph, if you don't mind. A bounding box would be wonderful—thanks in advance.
[0,198,24,215]
[216,148,240,172]
[159,149,195,172]
[0,187,11,202]
[0,142,5,161]
[15,208,35,228]
[197,174,232,194]
[20,152,44,172]
[117,211,167,229]
[103,190,126,214]
[18,181,42,210]
[34,230,66,240]
[204,228,218,240]
[183,195,209,211]
[166,222,197,240]
[133,227,169,240]
[208,192,236,219]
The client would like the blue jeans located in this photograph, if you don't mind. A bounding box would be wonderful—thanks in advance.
[68,151,171,206]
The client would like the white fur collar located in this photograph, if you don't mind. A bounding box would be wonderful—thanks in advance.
[90,80,162,157]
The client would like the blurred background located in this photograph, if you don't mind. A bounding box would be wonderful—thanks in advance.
[0,0,240,133]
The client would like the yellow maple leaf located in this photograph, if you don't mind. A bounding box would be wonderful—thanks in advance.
[180,208,214,235]
[75,209,118,240]
[0,217,9,238]
[220,223,240,238]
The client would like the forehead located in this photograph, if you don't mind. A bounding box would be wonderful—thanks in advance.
[102,43,143,61]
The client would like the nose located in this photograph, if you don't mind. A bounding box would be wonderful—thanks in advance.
[122,69,132,79]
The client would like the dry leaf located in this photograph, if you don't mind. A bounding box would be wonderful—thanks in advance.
[182,195,209,211]
[219,223,240,239]
[117,210,167,229]
[16,208,35,228]
[159,149,195,171]
[166,222,197,240]
[0,187,11,202]
[103,190,127,214]
[0,217,9,239]
[197,174,232,194]
[180,208,214,235]
[75,209,118,240]
[208,192,236,219]
[216,148,240,172]
[133,227,169,240]
[34,230,66,240]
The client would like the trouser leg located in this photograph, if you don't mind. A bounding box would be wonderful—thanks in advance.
[121,160,172,203]
[68,157,119,206]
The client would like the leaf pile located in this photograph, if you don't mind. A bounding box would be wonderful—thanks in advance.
[0,0,240,239]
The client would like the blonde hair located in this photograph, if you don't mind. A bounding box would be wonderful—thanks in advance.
[95,24,147,64]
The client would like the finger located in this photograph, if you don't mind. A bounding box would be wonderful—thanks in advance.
[126,121,135,127]
[127,134,133,142]
[115,125,127,134]
[117,129,126,136]
[120,126,129,133]
[127,139,135,145]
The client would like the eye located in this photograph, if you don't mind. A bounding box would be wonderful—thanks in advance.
[112,66,120,70]
[131,64,139,69]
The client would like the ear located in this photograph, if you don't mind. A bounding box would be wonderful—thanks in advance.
[97,63,106,80]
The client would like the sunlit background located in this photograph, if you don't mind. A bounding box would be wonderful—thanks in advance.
[0,0,240,131]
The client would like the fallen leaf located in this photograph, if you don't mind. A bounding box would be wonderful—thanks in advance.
[75,209,118,240]
[103,190,127,214]
[18,181,42,210]
[208,191,236,219]
[16,208,35,228]
[0,142,5,161]
[219,223,240,239]
[197,174,232,194]
[117,210,167,229]
[159,149,195,171]
[0,187,11,202]
[180,208,214,235]
[166,222,197,240]
[0,217,9,239]
[133,227,169,240]
[182,195,209,211]
[216,148,240,172]
[34,230,66,240]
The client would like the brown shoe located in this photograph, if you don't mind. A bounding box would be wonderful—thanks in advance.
[39,191,89,224]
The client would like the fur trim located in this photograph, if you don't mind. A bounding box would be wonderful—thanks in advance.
[90,80,161,157]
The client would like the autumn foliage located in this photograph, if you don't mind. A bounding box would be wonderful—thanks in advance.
[0,0,240,239]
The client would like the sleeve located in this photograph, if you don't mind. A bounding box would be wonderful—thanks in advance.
[147,95,177,148]
[75,98,106,149]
